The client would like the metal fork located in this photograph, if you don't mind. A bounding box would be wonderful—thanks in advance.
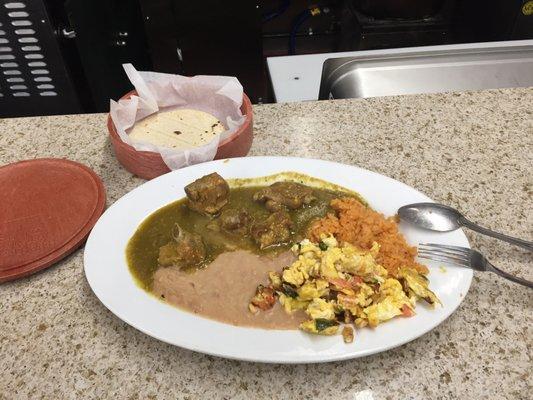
[418,243,533,289]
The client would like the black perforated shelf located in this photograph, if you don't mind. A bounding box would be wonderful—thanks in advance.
[0,1,79,117]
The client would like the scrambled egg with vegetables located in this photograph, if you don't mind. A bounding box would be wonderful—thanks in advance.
[250,235,440,342]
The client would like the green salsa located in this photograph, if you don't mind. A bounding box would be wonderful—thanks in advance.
[126,174,365,291]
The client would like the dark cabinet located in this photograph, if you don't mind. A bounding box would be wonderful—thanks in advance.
[140,0,264,103]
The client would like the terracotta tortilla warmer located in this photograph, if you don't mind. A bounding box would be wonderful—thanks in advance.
[107,91,253,180]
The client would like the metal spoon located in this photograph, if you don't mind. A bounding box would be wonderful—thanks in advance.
[398,203,533,251]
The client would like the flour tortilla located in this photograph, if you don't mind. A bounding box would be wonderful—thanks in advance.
[128,109,225,149]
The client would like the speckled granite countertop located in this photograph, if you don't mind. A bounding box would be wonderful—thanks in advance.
[1,88,532,400]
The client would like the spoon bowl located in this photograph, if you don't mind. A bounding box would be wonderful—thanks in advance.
[398,203,463,232]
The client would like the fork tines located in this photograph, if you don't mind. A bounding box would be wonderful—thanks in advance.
[417,243,470,266]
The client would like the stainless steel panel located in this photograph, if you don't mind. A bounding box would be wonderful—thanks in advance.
[319,43,533,100]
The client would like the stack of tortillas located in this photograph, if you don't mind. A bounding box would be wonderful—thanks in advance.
[128,109,225,149]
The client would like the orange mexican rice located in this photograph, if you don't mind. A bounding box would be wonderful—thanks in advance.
[307,197,428,277]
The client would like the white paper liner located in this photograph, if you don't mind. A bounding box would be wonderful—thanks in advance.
[109,64,246,170]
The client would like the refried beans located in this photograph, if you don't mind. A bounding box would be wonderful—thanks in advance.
[152,250,307,329]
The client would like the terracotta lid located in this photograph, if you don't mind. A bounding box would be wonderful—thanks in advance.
[0,158,106,283]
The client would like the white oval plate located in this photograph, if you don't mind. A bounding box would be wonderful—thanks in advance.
[84,157,472,363]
